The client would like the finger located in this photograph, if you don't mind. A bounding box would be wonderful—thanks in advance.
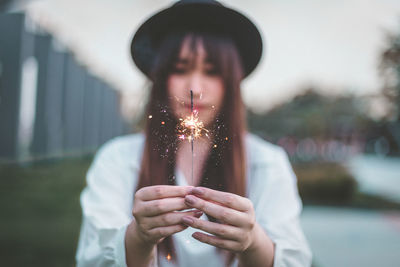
[148,224,188,240]
[137,185,194,201]
[141,197,190,216]
[192,232,241,252]
[144,210,203,229]
[185,195,248,226]
[191,187,252,212]
[182,216,240,241]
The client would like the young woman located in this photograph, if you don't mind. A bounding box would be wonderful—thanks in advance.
[75,1,312,266]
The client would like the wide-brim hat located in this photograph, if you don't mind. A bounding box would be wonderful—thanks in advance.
[130,0,263,79]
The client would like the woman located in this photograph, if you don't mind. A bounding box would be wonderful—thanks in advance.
[75,1,312,266]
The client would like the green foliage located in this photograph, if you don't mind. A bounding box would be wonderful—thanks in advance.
[294,162,357,205]
[294,162,400,210]
[0,158,92,267]
[380,26,400,121]
[247,89,373,142]
[350,191,400,210]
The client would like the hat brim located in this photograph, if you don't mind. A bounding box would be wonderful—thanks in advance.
[130,2,263,79]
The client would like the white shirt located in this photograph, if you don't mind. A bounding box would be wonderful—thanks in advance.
[75,133,312,267]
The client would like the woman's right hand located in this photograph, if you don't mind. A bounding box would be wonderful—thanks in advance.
[129,185,201,246]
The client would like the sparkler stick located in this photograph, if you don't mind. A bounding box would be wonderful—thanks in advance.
[191,90,194,185]
[176,90,209,185]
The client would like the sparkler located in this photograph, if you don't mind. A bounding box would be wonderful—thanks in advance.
[177,90,208,184]
[191,90,194,184]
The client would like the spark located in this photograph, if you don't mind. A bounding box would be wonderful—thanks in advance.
[148,115,152,119]
[177,110,208,141]
[161,121,165,125]
[166,254,171,261]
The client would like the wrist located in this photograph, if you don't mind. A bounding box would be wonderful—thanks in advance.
[127,220,154,250]
[246,223,264,254]
[125,221,156,267]
[238,223,275,267]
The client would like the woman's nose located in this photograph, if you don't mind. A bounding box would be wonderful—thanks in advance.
[187,73,203,97]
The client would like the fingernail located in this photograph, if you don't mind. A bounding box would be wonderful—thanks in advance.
[182,216,194,225]
[186,186,194,192]
[192,232,201,240]
[192,187,204,195]
[185,195,196,205]
[194,210,203,217]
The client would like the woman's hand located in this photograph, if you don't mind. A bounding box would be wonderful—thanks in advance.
[181,187,258,253]
[130,185,202,246]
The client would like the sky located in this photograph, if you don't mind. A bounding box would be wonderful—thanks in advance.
[17,0,400,115]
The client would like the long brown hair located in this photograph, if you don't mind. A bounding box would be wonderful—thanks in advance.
[137,31,247,265]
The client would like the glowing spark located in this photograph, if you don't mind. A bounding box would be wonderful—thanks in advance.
[213,144,217,148]
[161,121,165,125]
[177,110,208,142]
[148,115,152,119]
[166,254,171,261]
[211,105,215,109]
[225,137,228,140]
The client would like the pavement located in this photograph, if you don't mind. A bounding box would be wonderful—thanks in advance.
[300,206,400,267]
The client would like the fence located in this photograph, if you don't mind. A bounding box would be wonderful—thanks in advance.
[0,13,129,162]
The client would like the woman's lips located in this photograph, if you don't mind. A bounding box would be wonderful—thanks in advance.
[184,103,207,111]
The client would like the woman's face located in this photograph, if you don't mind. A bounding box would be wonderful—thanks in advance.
[167,37,225,127]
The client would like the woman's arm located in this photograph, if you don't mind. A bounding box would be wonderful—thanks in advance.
[76,138,136,267]
[76,137,200,267]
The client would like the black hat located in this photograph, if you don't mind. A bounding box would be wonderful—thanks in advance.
[130,0,263,79]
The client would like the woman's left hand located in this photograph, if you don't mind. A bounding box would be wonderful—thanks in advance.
[182,187,259,253]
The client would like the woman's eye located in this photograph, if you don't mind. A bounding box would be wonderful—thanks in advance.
[205,68,218,76]
[171,65,187,74]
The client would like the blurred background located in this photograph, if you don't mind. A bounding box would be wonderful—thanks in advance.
[1,0,400,266]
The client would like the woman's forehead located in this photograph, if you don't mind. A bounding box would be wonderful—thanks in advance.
[177,35,208,62]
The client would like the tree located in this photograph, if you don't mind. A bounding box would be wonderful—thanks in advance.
[247,88,372,141]
[380,25,400,121]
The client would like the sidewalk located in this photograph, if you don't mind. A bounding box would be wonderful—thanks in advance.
[300,206,400,267]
